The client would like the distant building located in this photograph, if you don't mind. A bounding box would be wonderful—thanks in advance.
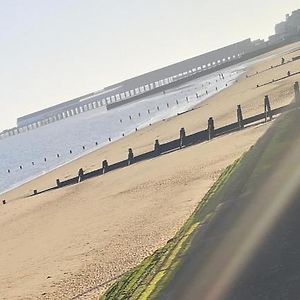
[272,9,300,43]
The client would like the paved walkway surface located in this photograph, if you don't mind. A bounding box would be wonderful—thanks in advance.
[159,109,300,300]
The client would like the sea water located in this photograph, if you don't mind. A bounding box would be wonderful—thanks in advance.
[0,60,258,194]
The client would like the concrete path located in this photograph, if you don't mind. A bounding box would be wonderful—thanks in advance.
[159,110,300,300]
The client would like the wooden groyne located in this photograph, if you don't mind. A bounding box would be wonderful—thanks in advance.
[19,81,299,199]
[257,70,300,88]
[246,59,292,78]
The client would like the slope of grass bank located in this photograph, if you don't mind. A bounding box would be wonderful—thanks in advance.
[101,109,300,300]
[100,159,240,300]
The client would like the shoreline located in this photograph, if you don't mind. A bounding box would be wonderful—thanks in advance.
[1,42,300,300]
[0,62,247,198]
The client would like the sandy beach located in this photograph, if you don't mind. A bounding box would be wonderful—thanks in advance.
[1,42,300,300]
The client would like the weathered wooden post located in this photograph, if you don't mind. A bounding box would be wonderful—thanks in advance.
[180,127,186,148]
[294,82,300,105]
[102,160,108,174]
[264,95,272,122]
[56,179,61,187]
[237,105,244,129]
[154,139,161,156]
[207,117,215,140]
[128,148,134,165]
[78,168,84,183]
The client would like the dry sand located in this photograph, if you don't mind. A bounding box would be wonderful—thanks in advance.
[1,42,300,300]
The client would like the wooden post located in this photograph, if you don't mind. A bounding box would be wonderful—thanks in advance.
[264,95,272,122]
[208,117,215,140]
[102,160,108,174]
[33,190,38,195]
[56,179,61,187]
[237,105,244,129]
[154,139,161,155]
[128,148,134,166]
[179,127,186,148]
[78,168,84,183]
[294,82,300,105]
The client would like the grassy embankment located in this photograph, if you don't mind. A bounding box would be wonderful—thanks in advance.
[100,161,240,300]
[101,108,299,300]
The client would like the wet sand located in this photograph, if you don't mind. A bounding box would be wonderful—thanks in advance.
[1,42,300,300]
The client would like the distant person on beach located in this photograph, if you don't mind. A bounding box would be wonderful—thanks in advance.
[281,57,285,64]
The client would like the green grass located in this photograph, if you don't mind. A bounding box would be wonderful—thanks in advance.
[100,109,300,300]
[100,158,240,300]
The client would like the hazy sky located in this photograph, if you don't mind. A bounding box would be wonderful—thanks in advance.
[0,0,299,131]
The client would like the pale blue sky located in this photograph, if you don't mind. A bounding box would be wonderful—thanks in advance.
[0,0,299,130]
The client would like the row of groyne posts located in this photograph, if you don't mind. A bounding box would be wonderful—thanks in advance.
[247,55,300,79]
[4,77,229,175]
[2,81,299,203]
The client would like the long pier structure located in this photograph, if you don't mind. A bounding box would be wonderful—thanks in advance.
[1,24,300,140]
